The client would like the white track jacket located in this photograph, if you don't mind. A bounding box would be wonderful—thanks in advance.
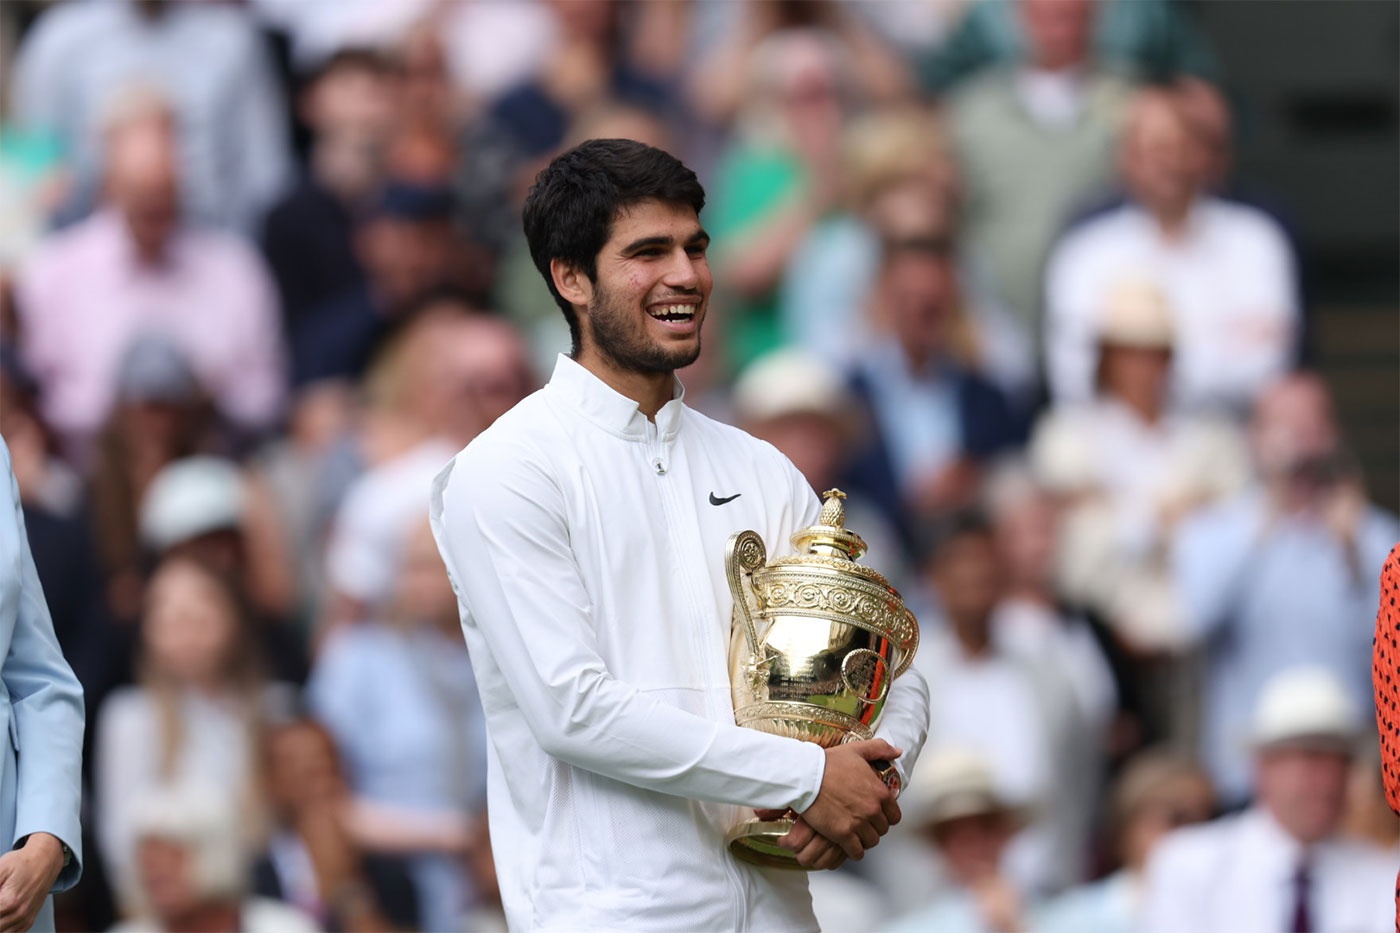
[429,355,929,932]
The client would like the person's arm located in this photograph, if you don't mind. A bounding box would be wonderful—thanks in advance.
[220,244,288,433]
[1170,499,1264,644]
[0,440,83,925]
[431,445,829,812]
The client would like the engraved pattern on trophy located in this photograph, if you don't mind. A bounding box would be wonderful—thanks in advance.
[723,488,920,869]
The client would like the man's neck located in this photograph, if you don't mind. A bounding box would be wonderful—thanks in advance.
[1149,198,1196,242]
[575,350,674,420]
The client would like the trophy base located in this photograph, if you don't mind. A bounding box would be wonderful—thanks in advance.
[725,818,809,871]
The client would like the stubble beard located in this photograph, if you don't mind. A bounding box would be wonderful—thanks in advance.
[585,280,702,376]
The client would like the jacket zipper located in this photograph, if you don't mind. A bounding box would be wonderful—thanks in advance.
[644,421,749,929]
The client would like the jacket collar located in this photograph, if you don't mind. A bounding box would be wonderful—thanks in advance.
[547,354,686,441]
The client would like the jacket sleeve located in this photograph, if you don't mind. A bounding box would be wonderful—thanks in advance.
[0,441,83,891]
[430,447,827,813]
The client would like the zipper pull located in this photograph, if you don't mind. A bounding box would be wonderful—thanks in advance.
[652,457,666,475]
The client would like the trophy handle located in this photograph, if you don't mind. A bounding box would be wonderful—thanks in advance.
[725,530,768,658]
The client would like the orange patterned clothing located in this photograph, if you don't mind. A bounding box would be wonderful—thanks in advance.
[1371,542,1400,929]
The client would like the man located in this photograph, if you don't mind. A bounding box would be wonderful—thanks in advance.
[1173,373,1398,802]
[1142,667,1396,931]
[845,232,1022,558]
[910,510,1088,895]
[1044,87,1300,414]
[0,439,84,933]
[881,748,1032,933]
[430,139,929,931]
[112,785,316,933]
[949,0,1132,333]
[15,91,285,466]
[11,0,291,235]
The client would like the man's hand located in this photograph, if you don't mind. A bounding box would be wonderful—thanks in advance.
[0,833,64,933]
[791,739,902,863]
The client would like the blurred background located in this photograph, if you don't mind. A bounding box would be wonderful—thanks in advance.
[0,0,1396,930]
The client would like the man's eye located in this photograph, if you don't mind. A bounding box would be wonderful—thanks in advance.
[686,245,708,258]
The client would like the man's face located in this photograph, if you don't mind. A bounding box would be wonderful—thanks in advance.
[577,199,711,375]
[1256,746,1351,845]
[1021,0,1095,71]
[266,723,346,819]
[931,812,1014,886]
[883,249,956,363]
[359,217,454,310]
[931,533,1003,625]
[1123,96,1199,218]
[137,837,197,920]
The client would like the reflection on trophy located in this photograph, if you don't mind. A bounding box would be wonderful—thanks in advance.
[724,488,919,869]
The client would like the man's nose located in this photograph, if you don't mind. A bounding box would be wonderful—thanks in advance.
[663,248,701,289]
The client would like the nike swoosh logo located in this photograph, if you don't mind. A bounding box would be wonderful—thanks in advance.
[709,492,742,506]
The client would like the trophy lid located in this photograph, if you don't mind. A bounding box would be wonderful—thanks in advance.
[790,489,868,561]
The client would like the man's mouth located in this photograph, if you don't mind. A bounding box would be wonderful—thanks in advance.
[646,303,698,324]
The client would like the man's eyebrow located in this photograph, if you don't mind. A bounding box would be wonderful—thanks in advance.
[620,230,711,254]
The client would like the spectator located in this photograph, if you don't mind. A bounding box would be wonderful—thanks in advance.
[111,784,316,933]
[707,27,854,371]
[254,718,418,931]
[912,511,1088,895]
[320,310,534,631]
[1174,373,1399,802]
[1,347,116,718]
[845,234,1022,552]
[261,48,398,332]
[309,522,488,933]
[1038,748,1214,933]
[87,335,225,624]
[949,0,1132,335]
[920,0,1216,94]
[983,459,1117,738]
[290,180,456,387]
[1142,667,1395,932]
[138,457,305,683]
[1031,279,1249,654]
[11,0,292,235]
[731,348,911,593]
[94,556,295,909]
[15,95,286,465]
[1045,87,1301,414]
[882,748,1034,933]
[776,106,958,366]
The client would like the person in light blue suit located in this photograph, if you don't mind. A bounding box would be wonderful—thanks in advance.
[0,438,83,932]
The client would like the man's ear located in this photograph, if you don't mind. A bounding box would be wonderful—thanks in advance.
[551,258,594,310]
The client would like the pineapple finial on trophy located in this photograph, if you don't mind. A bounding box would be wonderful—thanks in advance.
[818,489,847,528]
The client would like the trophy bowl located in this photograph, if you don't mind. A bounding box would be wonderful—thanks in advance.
[724,489,919,869]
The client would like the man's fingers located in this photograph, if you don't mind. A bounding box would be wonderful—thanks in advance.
[777,819,816,852]
[849,739,902,762]
[754,808,788,821]
[855,822,879,851]
[881,795,902,827]
[812,845,846,871]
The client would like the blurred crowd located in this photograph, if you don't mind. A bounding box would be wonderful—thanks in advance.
[0,0,1395,931]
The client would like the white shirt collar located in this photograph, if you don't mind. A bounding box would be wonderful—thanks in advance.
[546,353,686,441]
[1240,806,1310,878]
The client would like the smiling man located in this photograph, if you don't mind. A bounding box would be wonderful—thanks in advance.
[429,139,929,931]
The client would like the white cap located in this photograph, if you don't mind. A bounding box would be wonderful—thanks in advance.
[1251,666,1359,751]
[1097,277,1174,349]
[130,783,247,901]
[731,349,854,425]
[139,457,246,552]
[903,747,1029,829]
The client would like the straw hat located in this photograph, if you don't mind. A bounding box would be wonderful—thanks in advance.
[1097,277,1175,349]
[1250,666,1359,753]
[732,349,857,428]
[903,747,1030,830]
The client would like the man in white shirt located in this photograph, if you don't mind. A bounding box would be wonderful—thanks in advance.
[430,139,930,931]
[1142,667,1397,932]
[1044,86,1300,415]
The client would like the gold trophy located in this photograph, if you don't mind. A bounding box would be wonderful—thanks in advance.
[724,489,919,869]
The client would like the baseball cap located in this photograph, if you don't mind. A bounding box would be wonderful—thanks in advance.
[139,456,246,552]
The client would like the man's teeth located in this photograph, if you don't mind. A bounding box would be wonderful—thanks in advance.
[648,305,696,322]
